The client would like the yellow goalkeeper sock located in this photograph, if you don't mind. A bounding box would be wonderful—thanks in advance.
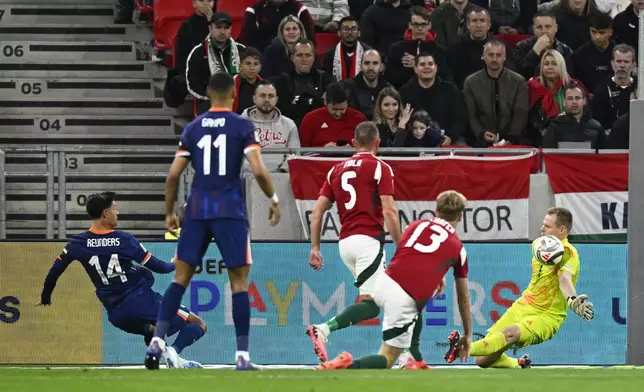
[490,354,520,369]
[470,332,508,356]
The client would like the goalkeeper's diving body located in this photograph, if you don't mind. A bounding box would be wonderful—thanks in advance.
[444,207,594,369]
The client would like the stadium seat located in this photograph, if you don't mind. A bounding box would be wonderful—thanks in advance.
[136,0,154,17]
[154,0,194,66]
[315,33,340,59]
[494,34,532,54]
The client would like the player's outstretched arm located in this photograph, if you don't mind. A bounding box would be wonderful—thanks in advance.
[559,271,594,321]
[37,256,73,306]
[141,254,176,274]
[309,196,333,271]
[454,277,473,361]
[165,156,190,236]
[380,195,401,247]
[246,148,280,226]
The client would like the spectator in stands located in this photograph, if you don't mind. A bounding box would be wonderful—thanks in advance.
[262,16,308,78]
[553,0,592,51]
[431,0,483,49]
[448,8,493,89]
[399,53,466,145]
[360,0,413,55]
[572,12,615,94]
[592,44,638,130]
[273,39,333,126]
[542,82,605,149]
[489,0,538,34]
[116,0,136,24]
[613,0,644,55]
[235,48,264,114]
[514,11,574,80]
[240,0,316,53]
[386,6,450,89]
[527,49,584,145]
[299,82,367,147]
[300,0,350,32]
[539,0,619,15]
[374,87,413,147]
[323,16,369,81]
[176,0,218,76]
[606,112,629,149]
[242,80,300,171]
[463,41,530,147]
[403,110,447,147]
[186,12,247,115]
[344,50,391,120]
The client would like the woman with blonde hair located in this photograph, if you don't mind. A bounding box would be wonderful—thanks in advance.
[261,15,308,78]
[373,87,413,147]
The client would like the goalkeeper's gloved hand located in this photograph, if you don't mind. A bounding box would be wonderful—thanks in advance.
[567,294,594,321]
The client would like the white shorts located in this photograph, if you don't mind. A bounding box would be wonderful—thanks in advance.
[373,273,419,349]
[338,234,385,296]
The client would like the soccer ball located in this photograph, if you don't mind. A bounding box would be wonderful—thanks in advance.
[532,235,565,265]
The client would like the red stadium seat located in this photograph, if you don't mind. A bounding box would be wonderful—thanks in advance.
[494,34,532,54]
[136,0,153,16]
[315,33,340,58]
[154,0,194,65]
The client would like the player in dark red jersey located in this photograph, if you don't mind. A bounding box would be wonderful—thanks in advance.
[305,121,402,363]
[145,73,281,370]
[315,190,473,370]
[38,192,206,369]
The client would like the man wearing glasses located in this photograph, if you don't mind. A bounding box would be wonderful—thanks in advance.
[323,16,371,81]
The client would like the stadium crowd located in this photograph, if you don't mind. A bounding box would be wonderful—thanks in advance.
[155,0,641,161]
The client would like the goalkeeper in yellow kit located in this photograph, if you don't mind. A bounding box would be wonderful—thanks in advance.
[444,207,594,368]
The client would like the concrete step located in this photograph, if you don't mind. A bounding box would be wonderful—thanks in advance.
[0,24,153,42]
[0,78,155,98]
[0,5,115,25]
[0,115,176,136]
[6,192,164,214]
[0,97,184,115]
[0,41,137,62]
[0,60,165,79]
[0,133,178,146]
[5,179,166,192]
[5,153,174,174]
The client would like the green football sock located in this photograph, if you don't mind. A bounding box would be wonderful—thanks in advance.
[325,300,380,332]
[490,354,520,369]
[348,355,389,369]
[409,317,423,361]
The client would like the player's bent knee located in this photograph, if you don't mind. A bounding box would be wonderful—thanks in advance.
[475,356,493,368]
[503,324,521,344]
[357,294,374,302]
[227,265,250,293]
[187,312,208,334]
[379,344,402,369]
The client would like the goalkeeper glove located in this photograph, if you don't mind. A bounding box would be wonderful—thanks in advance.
[567,295,594,321]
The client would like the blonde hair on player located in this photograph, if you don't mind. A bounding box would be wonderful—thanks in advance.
[436,190,467,222]
[547,207,573,232]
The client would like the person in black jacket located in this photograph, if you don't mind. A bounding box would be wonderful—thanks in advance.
[386,6,450,89]
[399,52,466,145]
[360,0,413,55]
[513,10,574,80]
[572,12,615,94]
[344,50,391,120]
[554,0,592,51]
[613,1,644,55]
[271,39,333,127]
[261,16,309,79]
[606,112,630,149]
[543,82,605,149]
[447,8,493,89]
[592,44,638,130]
[322,16,371,81]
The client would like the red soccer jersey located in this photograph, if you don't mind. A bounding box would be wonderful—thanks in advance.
[319,152,394,241]
[386,218,469,303]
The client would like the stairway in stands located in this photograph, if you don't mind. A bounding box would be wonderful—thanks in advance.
[0,0,191,239]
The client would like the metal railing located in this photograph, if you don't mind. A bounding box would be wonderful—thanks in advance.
[0,145,628,240]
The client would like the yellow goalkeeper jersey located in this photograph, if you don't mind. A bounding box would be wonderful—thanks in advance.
[515,238,580,323]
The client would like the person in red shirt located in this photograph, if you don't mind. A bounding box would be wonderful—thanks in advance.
[305,121,402,363]
[299,82,367,147]
[315,190,474,370]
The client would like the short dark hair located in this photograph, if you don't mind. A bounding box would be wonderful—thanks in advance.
[613,43,636,61]
[253,79,275,95]
[547,207,573,232]
[533,9,556,23]
[338,15,359,27]
[240,46,262,63]
[86,192,116,219]
[563,81,585,97]
[467,7,490,23]
[354,121,379,147]
[415,52,436,66]
[208,72,235,95]
[325,82,348,104]
[293,38,315,54]
[410,5,431,22]
[483,39,507,53]
[589,12,613,30]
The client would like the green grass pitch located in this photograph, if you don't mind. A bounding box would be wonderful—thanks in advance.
[3,367,644,392]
